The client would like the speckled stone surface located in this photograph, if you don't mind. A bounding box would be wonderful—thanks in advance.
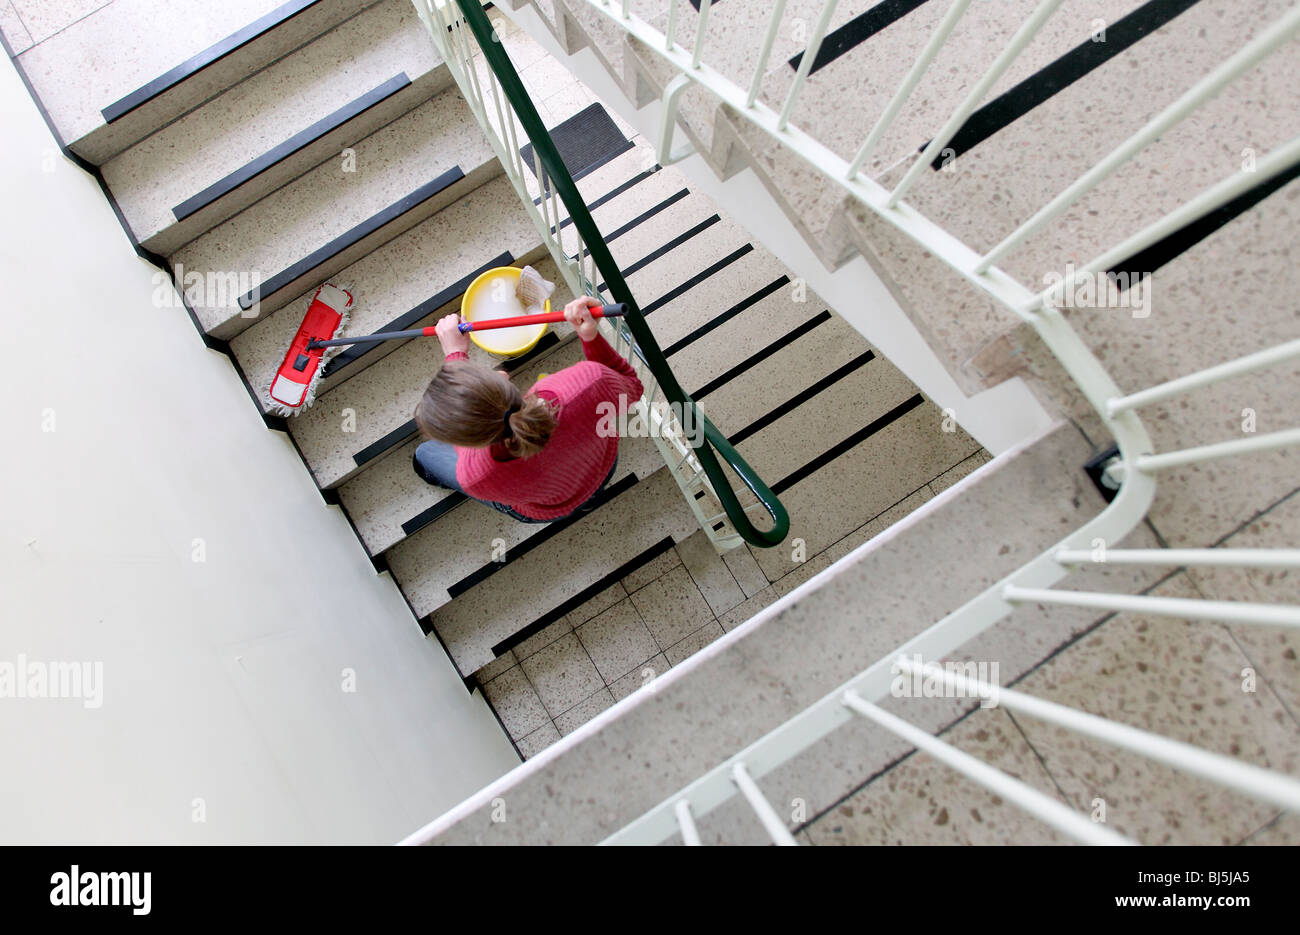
[675,528,745,616]
[1183,490,1300,723]
[18,0,375,161]
[12,0,114,45]
[698,312,890,438]
[574,597,660,682]
[426,468,701,674]
[804,707,1073,846]
[1012,572,1300,845]
[0,1,33,54]
[752,399,980,582]
[101,0,444,252]
[422,422,1111,843]
[173,82,498,338]
[336,438,450,556]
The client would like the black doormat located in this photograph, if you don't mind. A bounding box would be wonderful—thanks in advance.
[519,102,633,192]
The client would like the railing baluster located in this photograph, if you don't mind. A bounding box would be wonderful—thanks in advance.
[674,800,702,846]
[1034,134,1300,307]
[691,0,712,69]
[1003,585,1300,628]
[1055,548,1300,569]
[665,0,681,51]
[730,763,799,845]
[887,0,1064,207]
[975,3,1300,274]
[1107,337,1300,416]
[892,659,1300,813]
[776,0,840,133]
[843,690,1134,845]
[847,0,973,177]
[1134,429,1300,474]
[745,0,788,108]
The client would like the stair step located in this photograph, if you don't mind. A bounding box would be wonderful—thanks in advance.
[22,0,376,164]
[750,395,980,583]
[416,467,701,675]
[229,172,546,419]
[102,0,447,254]
[630,220,762,352]
[270,247,571,492]
[172,84,501,341]
[694,312,884,442]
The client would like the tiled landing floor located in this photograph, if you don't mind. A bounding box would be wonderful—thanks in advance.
[480,449,992,759]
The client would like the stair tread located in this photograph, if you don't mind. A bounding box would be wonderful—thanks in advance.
[229,172,544,423]
[420,467,700,674]
[102,0,444,251]
[172,82,497,337]
[20,0,375,160]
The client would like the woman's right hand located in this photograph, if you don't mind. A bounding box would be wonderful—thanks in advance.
[435,313,471,357]
[563,296,602,342]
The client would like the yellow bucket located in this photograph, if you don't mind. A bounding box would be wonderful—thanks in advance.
[461,266,550,358]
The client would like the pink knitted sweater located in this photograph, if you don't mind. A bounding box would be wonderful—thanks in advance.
[447,333,643,520]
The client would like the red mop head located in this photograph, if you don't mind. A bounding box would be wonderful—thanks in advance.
[268,284,353,415]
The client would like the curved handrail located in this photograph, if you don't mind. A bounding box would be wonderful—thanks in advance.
[455,0,789,547]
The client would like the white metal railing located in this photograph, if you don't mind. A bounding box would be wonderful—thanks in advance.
[510,0,1300,845]
[411,0,777,551]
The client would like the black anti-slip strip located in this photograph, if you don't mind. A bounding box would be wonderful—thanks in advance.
[640,243,754,316]
[490,536,676,657]
[351,330,560,469]
[446,472,641,599]
[605,188,690,244]
[692,310,832,401]
[354,420,420,469]
[568,188,691,264]
[402,492,468,537]
[727,349,876,448]
[772,393,924,494]
[619,214,721,280]
[173,74,410,222]
[789,0,931,74]
[237,165,464,310]
[550,166,662,236]
[102,0,324,123]
[323,251,513,377]
[926,0,1203,168]
[662,275,790,356]
[1105,161,1300,290]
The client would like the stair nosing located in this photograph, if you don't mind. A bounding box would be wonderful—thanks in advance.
[172,72,412,222]
[236,164,466,311]
[102,0,332,124]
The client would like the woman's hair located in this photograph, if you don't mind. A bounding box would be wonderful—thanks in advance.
[414,360,556,458]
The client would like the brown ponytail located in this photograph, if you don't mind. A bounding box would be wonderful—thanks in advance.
[414,360,556,458]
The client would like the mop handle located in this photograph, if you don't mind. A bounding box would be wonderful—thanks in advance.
[456,303,627,332]
[308,304,627,349]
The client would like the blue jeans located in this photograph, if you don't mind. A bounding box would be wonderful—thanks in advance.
[413,439,617,524]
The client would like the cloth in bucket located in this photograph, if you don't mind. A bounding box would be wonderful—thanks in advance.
[515,265,555,315]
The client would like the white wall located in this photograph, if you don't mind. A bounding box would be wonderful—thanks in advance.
[0,56,518,844]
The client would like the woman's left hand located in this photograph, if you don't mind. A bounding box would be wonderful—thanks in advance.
[435,313,471,357]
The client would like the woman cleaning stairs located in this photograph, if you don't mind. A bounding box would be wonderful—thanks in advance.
[412,295,643,521]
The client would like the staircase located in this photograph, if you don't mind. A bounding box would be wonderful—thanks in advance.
[6,0,982,762]
[8,0,1296,845]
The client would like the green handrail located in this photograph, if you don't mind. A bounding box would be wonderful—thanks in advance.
[455,0,788,547]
